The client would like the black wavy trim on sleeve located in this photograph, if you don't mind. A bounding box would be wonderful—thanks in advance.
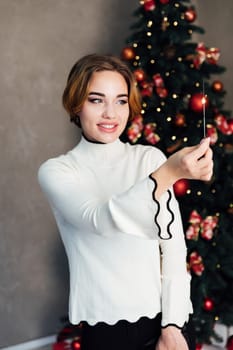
[148,174,174,240]
[161,323,183,330]
[148,174,161,238]
[166,189,174,240]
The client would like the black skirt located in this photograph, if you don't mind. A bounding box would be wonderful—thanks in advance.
[81,313,195,350]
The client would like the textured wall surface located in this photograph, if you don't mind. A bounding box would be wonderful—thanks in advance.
[0,0,232,347]
[195,0,233,111]
[0,0,136,347]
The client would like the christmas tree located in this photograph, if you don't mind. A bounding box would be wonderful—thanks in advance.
[120,0,233,346]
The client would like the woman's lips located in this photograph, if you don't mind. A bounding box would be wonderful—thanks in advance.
[97,123,118,132]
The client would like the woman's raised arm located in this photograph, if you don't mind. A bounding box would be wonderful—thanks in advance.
[151,137,213,199]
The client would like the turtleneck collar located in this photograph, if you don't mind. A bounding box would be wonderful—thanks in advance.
[71,135,127,167]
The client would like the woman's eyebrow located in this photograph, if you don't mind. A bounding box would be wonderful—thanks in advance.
[88,92,105,97]
[88,92,128,98]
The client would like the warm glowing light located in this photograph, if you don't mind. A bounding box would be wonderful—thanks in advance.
[202,96,206,105]
[147,20,153,27]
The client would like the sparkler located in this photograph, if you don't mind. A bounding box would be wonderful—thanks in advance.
[202,80,206,138]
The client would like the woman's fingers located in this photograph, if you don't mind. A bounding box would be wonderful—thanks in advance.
[196,147,213,180]
[178,139,213,180]
[188,137,211,160]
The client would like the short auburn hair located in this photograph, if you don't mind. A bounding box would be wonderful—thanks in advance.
[62,54,141,127]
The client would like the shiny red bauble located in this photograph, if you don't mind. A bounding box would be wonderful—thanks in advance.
[71,339,81,350]
[226,335,233,350]
[121,47,136,61]
[203,297,214,311]
[143,0,156,11]
[174,113,186,127]
[173,179,189,196]
[184,8,197,22]
[195,344,203,350]
[228,119,233,133]
[133,68,146,82]
[212,80,224,92]
[189,93,209,113]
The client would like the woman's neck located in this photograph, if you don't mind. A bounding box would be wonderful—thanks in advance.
[82,133,106,145]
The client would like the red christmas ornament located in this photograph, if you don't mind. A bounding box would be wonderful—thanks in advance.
[212,80,224,92]
[127,115,144,143]
[184,8,197,22]
[228,119,233,133]
[133,68,146,82]
[174,113,186,127]
[140,81,153,97]
[206,124,218,145]
[189,93,209,114]
[143,123,160,145]
[121,47,136,61]
[173,179,189,196]
[203,297,214,311]
[186,224,200,240]
[194,43,220,69]
[188,251,205,276]
[72,339,81,350]
[53,341,69,350]
[153,73,164,87]
[153,73,168,98]
[195,344,203,350]
[156,87,168,98]
[159,0,169,4]
[215,114,232,135]
[200,216,218,241]
[143,0,156,11]
[226,335,233,350]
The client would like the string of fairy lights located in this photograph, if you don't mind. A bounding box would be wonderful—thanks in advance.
[122,0,233,213]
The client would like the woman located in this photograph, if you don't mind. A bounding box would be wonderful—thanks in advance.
[38,54,213,350]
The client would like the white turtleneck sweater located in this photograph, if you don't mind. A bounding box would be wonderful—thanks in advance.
[38,136,193,328]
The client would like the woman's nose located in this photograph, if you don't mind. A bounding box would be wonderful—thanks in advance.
[102,103,115,119]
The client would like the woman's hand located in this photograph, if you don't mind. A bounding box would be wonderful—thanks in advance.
[167,137,213,182]
[155,326,188,350]
[151,137,213,199]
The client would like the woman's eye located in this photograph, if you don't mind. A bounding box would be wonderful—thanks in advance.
[88,98,102,104]
[117,99,128,105]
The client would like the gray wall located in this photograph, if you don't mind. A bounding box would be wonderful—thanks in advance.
[195,0,233,111]
[0,0,136,347]
[0,0,232,347]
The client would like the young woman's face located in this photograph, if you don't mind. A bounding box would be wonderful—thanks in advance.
[79,70,130,143]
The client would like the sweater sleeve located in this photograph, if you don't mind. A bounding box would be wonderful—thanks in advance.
[156,187,193,328]
[38,158,161,240]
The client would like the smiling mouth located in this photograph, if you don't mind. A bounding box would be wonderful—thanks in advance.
[97,123,118,131]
